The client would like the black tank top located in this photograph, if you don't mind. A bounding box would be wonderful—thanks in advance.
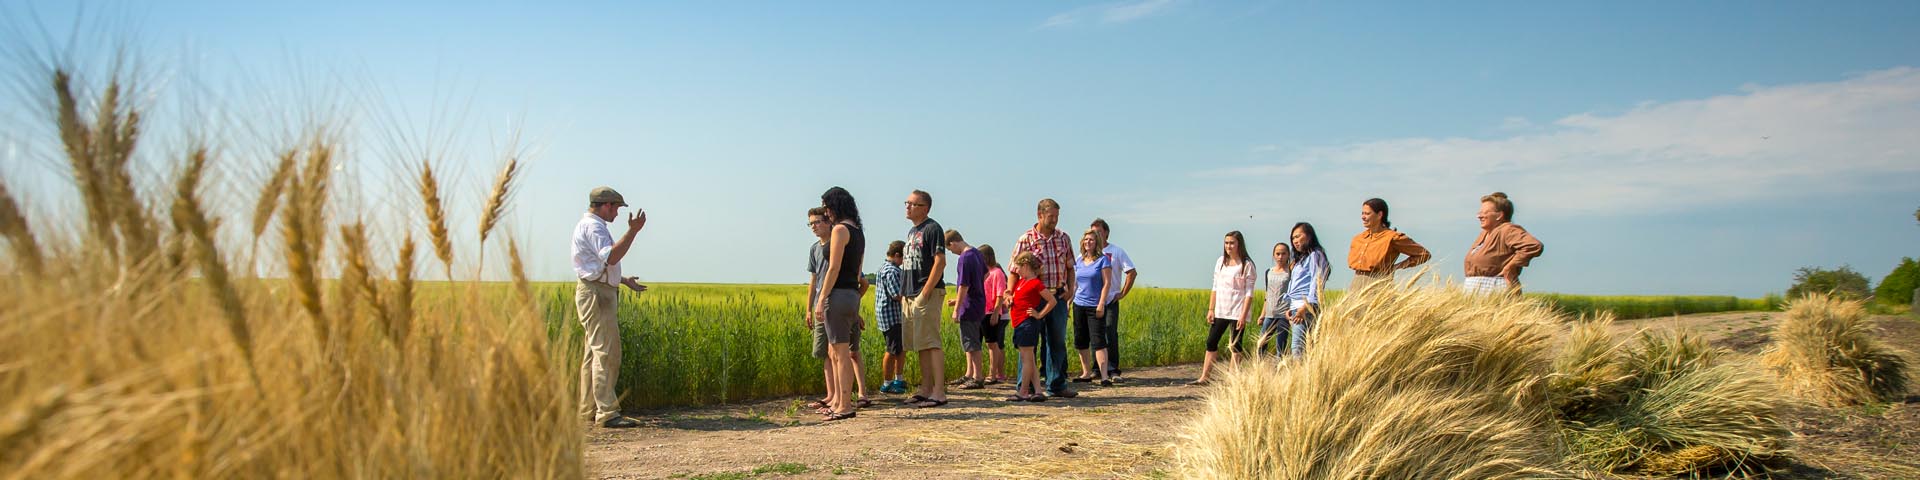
[832,222,865,290]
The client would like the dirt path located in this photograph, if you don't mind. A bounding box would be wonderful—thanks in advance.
[588,312,1920,479]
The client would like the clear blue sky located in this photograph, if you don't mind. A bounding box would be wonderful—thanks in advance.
[4,1,1918,296]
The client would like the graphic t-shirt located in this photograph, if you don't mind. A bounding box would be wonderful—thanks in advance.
[902,218,946,296]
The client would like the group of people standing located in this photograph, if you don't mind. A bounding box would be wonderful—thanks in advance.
[801,190,1140,421]
[1189,193,1544,384]
[567,184,1541,428]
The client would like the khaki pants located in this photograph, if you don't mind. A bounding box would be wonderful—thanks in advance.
[902,289,946,352]
[1349,270,1392,295]
[576,280,622,423]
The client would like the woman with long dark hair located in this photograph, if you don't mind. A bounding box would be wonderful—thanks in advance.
[813,187,866,421]
[1191,231,1255,385]
[1347,198,1429,293]
[1285,222,1331,357]
[978,244,1010,384]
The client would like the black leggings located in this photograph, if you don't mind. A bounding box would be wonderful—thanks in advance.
[1205,318,1245,353]
[1072,305,1108,351]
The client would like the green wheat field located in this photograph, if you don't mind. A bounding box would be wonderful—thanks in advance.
[534,283,1782,409]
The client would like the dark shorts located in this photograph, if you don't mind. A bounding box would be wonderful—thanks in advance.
[812,319,861,360]
[881,326,904,354]
[823,289,861,346]
[1011,320,1041,348]
[981,313,1007,344]
[958,312,985,352]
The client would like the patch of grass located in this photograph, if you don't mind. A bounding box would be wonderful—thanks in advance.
[689,472,749,480]
[752,462,809,475]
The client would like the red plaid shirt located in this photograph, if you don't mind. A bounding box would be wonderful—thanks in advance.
[1015,226,1075,289]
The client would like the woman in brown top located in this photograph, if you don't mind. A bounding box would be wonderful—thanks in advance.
[1347,198,1429,293]
[1463,192,1543,295]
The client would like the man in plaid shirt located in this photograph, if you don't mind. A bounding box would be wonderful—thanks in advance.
[875,241,909,394]
[1010,198,1078,399]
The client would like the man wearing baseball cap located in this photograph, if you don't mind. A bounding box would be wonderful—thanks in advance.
[571,186,649,428]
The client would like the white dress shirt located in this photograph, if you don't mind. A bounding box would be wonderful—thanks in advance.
[571,213,620,285]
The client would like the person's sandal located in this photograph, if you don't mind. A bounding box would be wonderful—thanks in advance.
[1025,395,1047,402]
[913,399,949,409]
[601,416,641,428]
[1070,376,1094,383]
[947,377,971,386]
[960,380,985,390]
[855,398,875,409]
[1186,379,1209,386]
[823,411,857,422]
[901,395,929,405]
[805,399,829,409]
[1004,395,1027,402]
[1099,379,1113,387]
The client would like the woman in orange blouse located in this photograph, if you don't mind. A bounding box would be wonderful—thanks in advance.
[1347,198,1429,293]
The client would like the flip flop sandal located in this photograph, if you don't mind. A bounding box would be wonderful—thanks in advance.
[823,411,857,422]
[914,399,949,409]
[805,399,829,409]
[855,398,875,409]
[901,395,929,405]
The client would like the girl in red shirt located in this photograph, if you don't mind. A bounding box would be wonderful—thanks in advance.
[1007,252,1057,402]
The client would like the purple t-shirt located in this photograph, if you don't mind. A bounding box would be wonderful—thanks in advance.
[955,247,988,319]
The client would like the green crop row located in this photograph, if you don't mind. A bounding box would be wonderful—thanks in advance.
[540,283,1776,409]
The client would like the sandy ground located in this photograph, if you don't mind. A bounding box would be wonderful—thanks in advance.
[587,312,1920,479]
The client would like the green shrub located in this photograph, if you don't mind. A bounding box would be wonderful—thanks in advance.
[1787,265,1871,300]
[1873,257,1920,306]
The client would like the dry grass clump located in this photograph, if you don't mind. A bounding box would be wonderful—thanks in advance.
[1762,294,1911,406]
[0,65,580,478]
[1172,285,1565,479]
[1552,330,1787,476]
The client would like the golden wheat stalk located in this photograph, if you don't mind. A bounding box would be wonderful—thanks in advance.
[283,147,328,342]
[52,70,116,254]
[251,149,298,238]
[168,148,264,394]
[93,78,160,264]
[477,155,519,246]
[0,180,44,275]
[507,235,535,318]
[417,162,454,278]
[391,233,417,344]
[339,222,393,343]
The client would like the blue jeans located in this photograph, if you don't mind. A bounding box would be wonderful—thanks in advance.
[1036,292,1072,394]
[1288,306,1317,357]
[1257,316,1290,358]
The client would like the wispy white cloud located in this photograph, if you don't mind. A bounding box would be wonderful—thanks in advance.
[1041,0,1181,29]
[1119,67,1920,226]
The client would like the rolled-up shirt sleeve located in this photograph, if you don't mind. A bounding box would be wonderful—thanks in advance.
[1503,227,1544,271]
[571,218,618,284]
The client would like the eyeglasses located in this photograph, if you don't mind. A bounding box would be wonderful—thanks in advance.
[904,201,927,208]
[807,220,823,227]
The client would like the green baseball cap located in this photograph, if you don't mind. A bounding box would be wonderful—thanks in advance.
[589,186,627,207]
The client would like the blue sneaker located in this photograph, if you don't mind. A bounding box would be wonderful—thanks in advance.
[888,380,908,394]
[879,380,899,394]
